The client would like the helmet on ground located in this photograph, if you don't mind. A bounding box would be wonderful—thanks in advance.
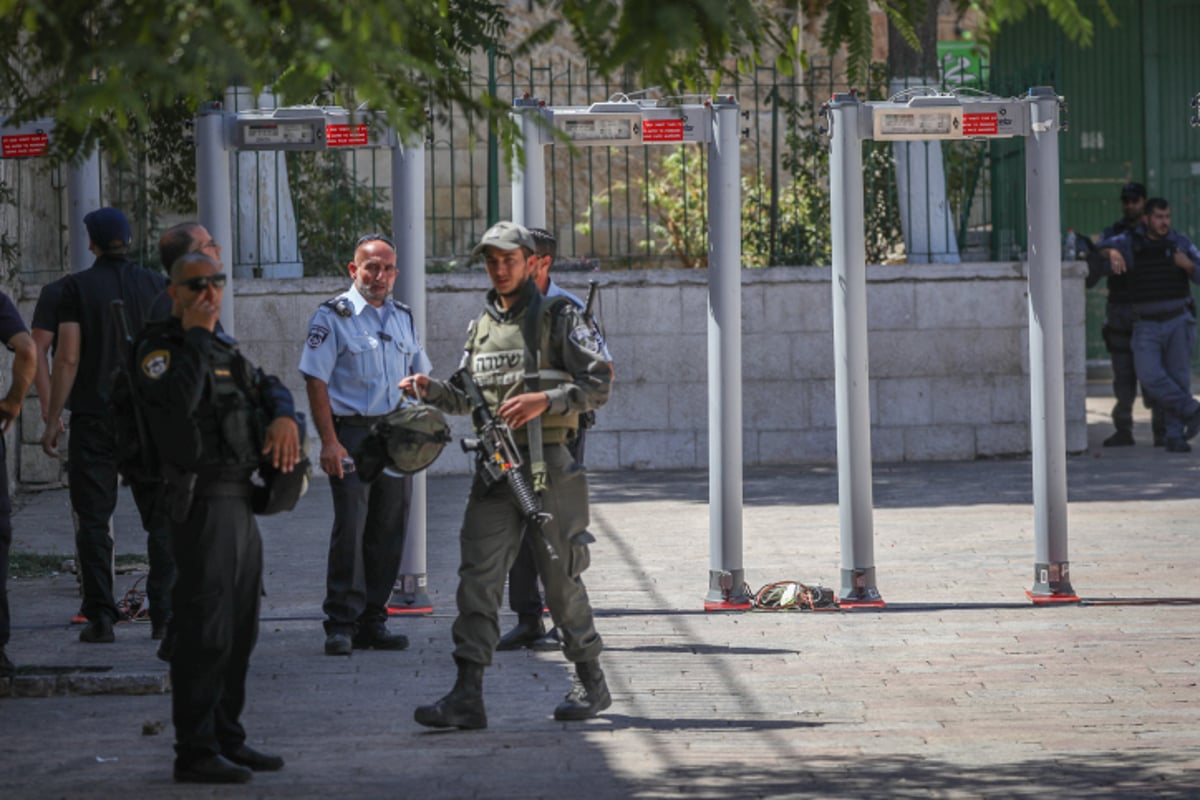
[354,402,452,480]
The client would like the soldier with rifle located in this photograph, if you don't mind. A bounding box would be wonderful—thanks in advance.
[400,221,613,728]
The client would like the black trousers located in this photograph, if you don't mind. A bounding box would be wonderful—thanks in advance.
[323,421,410,634]
[0,435,11,648]
[1106,304,1166,439]
[68,414,175,624]
[170,481,262,766]
[506,430,586,616]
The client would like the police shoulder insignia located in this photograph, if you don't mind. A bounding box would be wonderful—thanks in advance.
[568,322,604,355]
[141,350,170,380]
[307,324,331,349]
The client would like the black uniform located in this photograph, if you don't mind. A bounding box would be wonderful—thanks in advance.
[133,317,297,769]
[31,275,69,346]
[1093,218,1164,442]
[57,255,174,628]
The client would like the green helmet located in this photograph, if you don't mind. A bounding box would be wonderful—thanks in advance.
[253,412,312,515]
[353,402,452,481]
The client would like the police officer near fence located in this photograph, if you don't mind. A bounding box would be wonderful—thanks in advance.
[299,233,432,656]
[134,251,301,783]
[40,207,175,644]
[1100,197,1200,453]
[1088,182,1166,447]
[402,221,613,728]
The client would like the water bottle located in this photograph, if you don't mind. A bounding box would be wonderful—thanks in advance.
[1064,229,1077,260]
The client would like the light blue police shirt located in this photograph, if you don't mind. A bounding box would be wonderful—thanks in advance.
[298,285,433,417]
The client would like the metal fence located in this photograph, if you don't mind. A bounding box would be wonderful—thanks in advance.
[3,54,1000,283]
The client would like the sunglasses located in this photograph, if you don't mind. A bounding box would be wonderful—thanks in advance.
[176,273,228,292]
[356,233,396,250]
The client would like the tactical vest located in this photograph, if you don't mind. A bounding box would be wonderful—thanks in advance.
[1129,234,1189,306]
[195,336,266,470]
[465,295,577,444]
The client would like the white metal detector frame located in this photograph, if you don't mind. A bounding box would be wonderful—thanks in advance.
[0,117,103,274]
[194,101,434,613]
[826,87,1076,607]
[510,95,751,610]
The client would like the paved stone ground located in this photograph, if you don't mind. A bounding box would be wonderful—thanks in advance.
[1,391,1197,798]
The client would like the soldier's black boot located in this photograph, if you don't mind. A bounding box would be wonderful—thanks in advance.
[496,613,545,651]
[414,660,487,729]
[553,659,612,721]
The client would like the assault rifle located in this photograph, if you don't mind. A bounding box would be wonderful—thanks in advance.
[110,300,157,481]
[451,367,552,532]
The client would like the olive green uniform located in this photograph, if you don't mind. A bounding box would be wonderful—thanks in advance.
[424,280,611,666]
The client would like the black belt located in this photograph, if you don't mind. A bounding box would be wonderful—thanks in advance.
[1137,306,1187,322]
[334,414,387,427]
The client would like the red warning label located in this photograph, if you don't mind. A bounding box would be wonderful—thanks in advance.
[2,132,50,158]
[325,124,370,148]
[642,118,685,143]
[962,113,998,136]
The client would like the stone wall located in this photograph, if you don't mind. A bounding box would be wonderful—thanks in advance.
[14,261,1088,485]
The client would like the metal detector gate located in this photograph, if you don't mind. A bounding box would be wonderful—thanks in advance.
[194,101,434,613]
[511,95,751,610]
[0,117,103,273]
[827,87,1076,607]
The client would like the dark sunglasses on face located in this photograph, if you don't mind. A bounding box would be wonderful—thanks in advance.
[176,273,228,292]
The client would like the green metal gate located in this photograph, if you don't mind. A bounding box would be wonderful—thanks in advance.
[990,0,1200,368]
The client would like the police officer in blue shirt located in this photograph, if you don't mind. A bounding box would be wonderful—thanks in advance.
[299,233,432,655]
[1100,198,1200,452]
[1090,182,1166,447]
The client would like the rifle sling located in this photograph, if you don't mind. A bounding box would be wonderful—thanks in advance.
[521,289,547,493]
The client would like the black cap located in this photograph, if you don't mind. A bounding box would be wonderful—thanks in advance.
[1120,182,1146,200]
[83,207,132,250]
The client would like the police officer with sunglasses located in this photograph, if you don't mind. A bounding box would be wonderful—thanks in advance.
[133,249,301,784]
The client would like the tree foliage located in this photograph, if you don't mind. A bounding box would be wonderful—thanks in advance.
[814,0,1116,85]
[0,0,509,160]
[1,0,1120,165]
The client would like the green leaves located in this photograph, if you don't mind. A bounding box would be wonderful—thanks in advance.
[0,0,510,161]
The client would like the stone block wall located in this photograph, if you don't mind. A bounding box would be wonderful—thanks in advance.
[14,261,1088,485]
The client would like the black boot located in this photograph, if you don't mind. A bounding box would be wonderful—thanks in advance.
[554,659,612,721]
[414,660,487,729]
[496,614,545,651]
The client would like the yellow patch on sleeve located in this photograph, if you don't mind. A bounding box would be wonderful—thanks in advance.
[140,349,170,380]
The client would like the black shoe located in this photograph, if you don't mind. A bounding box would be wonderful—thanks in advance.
[414,662,487,730]
[496,615,545,651]
[222,744,284,772]
[1165,438,1192,453]
[352,624,409,651]
[174,754,253,784]
[529,627,562,652]
[554,660,612,721]
[0,648,14,678]
[1103,430,1135,447]
[324,632,352,656]
[1185,407,1200,441]
[79,617,114,644]
[156,628,177,663]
